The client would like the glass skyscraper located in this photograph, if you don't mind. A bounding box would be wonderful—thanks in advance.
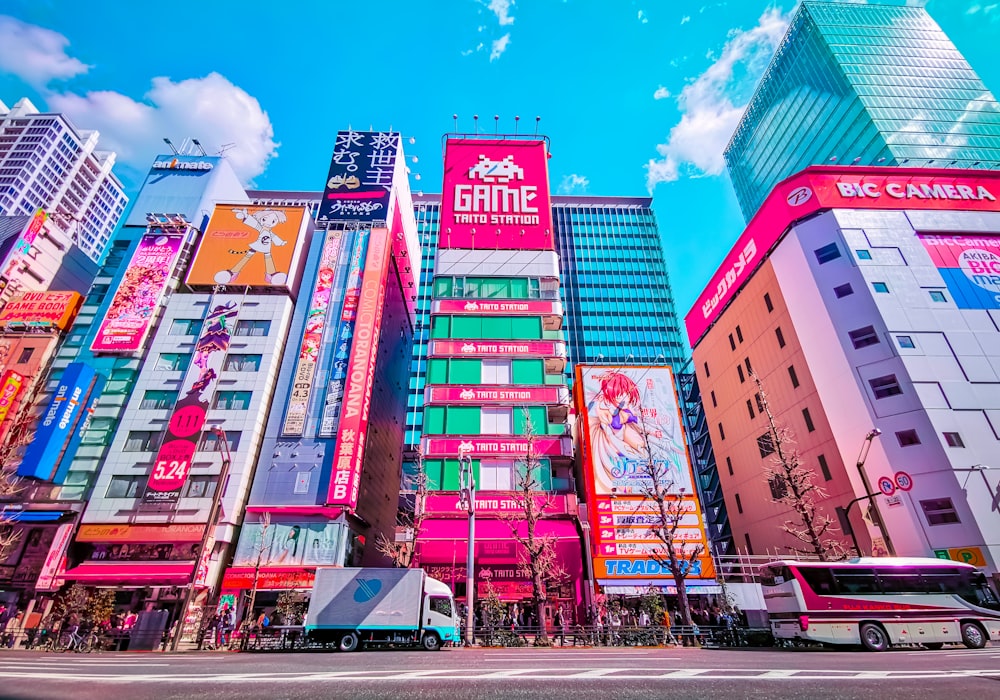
[725,0,1000,220]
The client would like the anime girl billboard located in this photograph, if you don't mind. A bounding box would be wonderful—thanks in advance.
[578,366,693,497]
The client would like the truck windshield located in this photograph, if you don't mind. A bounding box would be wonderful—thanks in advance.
[429,596,453,618]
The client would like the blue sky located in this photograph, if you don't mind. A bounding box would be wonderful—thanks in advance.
[1,0,999,327]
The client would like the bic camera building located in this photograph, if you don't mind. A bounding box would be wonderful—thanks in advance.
[689,165,1000,586]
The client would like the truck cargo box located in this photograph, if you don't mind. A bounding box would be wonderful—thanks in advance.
[307,568,424,630]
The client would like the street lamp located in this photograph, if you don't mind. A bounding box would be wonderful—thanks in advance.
[458,452,475,647]
[854,428,895,556]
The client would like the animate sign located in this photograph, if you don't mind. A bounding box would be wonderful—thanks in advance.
[152,159,214,171]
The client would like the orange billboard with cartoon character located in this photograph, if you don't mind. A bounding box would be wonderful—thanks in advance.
[186,205,309,292]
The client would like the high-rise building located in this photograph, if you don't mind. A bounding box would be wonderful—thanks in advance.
[725,0,1000,220]
[0,98,129,262]
[688,165,1000,582]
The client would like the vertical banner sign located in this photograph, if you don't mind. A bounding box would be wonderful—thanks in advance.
[283,230,345,435]
[17,362,98,482]
[0,370,25,423]
[326,228,391,508]
[143,301,239,504]
[91,234,184,353]
[919,234,1000,309]
[51,375,105,485]
[319,228,371,436]
[34,523,75,592]
[318,131,399,224]
[440,139,554,250]
[0,208,48,288]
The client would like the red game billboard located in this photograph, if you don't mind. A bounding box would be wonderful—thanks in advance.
[440,139,553,250]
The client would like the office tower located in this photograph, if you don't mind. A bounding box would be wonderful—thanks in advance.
[725,0,1000,220]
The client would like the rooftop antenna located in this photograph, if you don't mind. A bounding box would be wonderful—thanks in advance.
[494,115,499,135]
[534,116,540,136]
[162,137,179,155]
[473,114,479,135]
[453,114,458,131]
[514,115,520,136]
[217,143,236,157]
[191,138,207,156]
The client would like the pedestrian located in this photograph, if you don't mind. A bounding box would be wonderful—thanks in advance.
[662,607,675,645]
[553,605,565,646]
[123,610,138,630]
[638,609,650,627]
[609,611,621,646]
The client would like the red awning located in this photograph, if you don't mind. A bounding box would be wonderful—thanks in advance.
[61,561,195,583]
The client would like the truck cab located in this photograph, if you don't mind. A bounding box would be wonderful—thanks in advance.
[422,576,459,649]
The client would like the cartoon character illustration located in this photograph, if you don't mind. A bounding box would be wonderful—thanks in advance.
[214,208,289,285]
[468,154,524,184]
[185,301,238,401]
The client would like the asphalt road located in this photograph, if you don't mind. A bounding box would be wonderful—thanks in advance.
[1,644,999,700]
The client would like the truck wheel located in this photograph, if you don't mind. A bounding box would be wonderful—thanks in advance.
[860,623,889,652]
[338,633,360,652]
[422,633,441,651]
[960,622,987,649]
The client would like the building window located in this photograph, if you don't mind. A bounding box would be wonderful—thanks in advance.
[155,353,192,372]
[872,282,890,294]
[768,475,788,500]
[726,456,733,476]
[920,498,960,526]
[856,249,872,260]
[817,454,832,481]
[737,365,745,383]
[124,431,161,452]
[757,432,775,458]
[814,243,841,264]
[213,391,252,410]
[929,290,947,302]
[755,393,764,414]
[223,354,262,372]
[169,319,202,336]
[869,374,902,399]
[849,326,880,349]
[943,432,965,448]
[16,347,34,364]
[735,493,743,514]
[234,320,271,336]
[833,283,854,298]
[895,429,920,447]
[717,422,726,440]
[775,327,786,348]
[747,399,755,419]
[764,293,773,312]
[897,335,915,349]
[744,357,752,373]
[199,430,241,452]
[703,362,710,378]
[106,475,143,498]
[802,407,815,432]
[710,391,717,408]
[729,333,736,351]
[140,390,177,410]
[743,533,753,555]
[184,476,218,499]
[736,326,743,343]
[788,365,800,388]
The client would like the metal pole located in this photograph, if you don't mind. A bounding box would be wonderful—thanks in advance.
[459,454,475,647]
[855,429,895,556]
[843,493,881,557]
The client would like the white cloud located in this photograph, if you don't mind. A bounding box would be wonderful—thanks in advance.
[490,34,511,62]
[557,174,590,195]
[966,2,999,19]
[638,10,649,24]
[48,72,277,185]
[681,16,691,25]
[653,86,671,100]
[0,15,89,88]
[646,8,790,190]
[489,0,515,26]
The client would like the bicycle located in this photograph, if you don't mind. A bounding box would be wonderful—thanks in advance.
[55,627,99,653]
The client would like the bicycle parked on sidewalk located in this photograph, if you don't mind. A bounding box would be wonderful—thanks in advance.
[52,627,100,653]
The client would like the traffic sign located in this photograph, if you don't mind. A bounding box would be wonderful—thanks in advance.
[877,476,896,497]
[894,471,914,492]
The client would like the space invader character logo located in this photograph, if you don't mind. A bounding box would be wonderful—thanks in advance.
[468,155,524,184]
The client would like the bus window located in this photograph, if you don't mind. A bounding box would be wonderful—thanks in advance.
[876,568,927,594]
[760,566,792,586]
[798,567,837,595]
[922,569,963,594]
[961,572,1000,610]
[832,568,879,594]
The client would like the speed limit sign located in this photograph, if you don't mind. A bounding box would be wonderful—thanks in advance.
[894,471,914,492]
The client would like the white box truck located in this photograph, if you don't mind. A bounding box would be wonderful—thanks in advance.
[305,567,459,651]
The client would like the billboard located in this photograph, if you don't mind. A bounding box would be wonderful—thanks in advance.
[919,234,1000,309]
[318,131,400,224]
[0,370,25,423]
[143,301,239,504]
[283,230,345,435]
[185,205,308,290]
[326,228,391,508]
[0,291,82,329]
[17,362,102,482]
[431,339,566,357]
[686,167,1000,346]
[91,234,184,353]
[422,436,570,458]
[575,365,712,581]
[426,386,565,404]
[440,139,554,250]
[232,521,345,567]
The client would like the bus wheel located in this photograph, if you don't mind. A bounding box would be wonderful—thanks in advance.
[923,642,944,650]
[422,633,441,651]
[338,633,360,652]
[960,622,987,649]
[860,623,889,652]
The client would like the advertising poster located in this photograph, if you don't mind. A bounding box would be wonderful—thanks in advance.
[185,205,307,290]
[0,208,47,287]
[232,522,344,567]
[0,370,24,424]
[919,234,1000,309]
[34,523,75,592]
[283,230,344,435]
[91,234,184,353]
[0,291,82,329]
[143,301,239,504]
[318,131,399,224]
[440,139,554,250]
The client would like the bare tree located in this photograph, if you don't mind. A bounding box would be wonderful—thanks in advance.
[375,449,428,568]
[500,412,566,647]
[752,370,847,561]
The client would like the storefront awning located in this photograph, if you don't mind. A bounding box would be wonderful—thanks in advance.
[61,561,195,584]
[600,580,722,595]
[418,517,580,542]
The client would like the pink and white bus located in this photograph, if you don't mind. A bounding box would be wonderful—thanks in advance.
[761,557,1000,651]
